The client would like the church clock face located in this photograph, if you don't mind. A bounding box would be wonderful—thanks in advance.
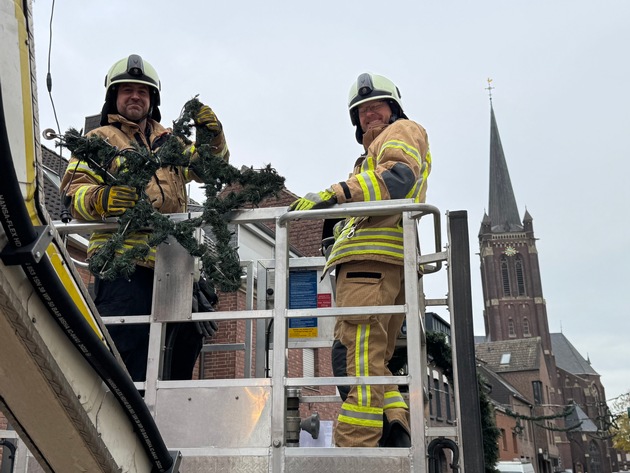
[503,245,517,256]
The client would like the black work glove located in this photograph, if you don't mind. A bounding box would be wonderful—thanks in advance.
[192,276,219,338]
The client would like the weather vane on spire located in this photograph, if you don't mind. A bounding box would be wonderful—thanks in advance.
[486,78,494,102]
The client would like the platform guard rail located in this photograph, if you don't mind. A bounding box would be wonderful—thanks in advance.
[11,200,486,473]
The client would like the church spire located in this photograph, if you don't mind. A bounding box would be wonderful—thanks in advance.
[488,91,522,233]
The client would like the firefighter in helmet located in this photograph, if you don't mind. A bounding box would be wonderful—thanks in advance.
[60,54,226,382]
[289,72,432,447]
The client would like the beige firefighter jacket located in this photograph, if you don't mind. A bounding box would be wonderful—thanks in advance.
[324,119,431,272]
[60,113,229,269]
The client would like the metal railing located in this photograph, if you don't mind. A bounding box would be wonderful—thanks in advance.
[51,200,481,473]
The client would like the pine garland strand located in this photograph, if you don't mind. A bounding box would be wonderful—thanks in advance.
[63,97,285,292]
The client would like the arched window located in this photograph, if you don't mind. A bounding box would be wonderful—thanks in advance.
[589,441,603,473]
[501,255,511,296]
[508,318,515,337]
[523,317,530,336]
[515,255,526,296]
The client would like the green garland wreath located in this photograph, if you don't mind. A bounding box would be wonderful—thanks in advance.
[62,97,285,292]
[505,403,583,433]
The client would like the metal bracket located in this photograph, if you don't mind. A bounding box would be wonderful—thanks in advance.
[0,225,54,265]
[165,450,182,472]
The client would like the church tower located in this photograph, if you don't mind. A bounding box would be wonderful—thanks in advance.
[478,101,553,356]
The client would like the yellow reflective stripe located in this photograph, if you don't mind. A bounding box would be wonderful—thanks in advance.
[73,186,98,220]
[337,415,382,428]
[334,241,404,252]
[338,403,383,427]
[356,157,383,201]
[15,0,38,224]
[406,180,419,201]
[328,242,405,263]
[89,232,157,262]
[377,139,422,167]
[384,391,409,410]
[66,161,106,183]
[114,156,125,168]
[361,155,376,172]
[355,171,382,202]
[45,246,105,341]
[350,227,403,239]
[355,173,371,201]
[355,323,371,406]
[417,155,430,198]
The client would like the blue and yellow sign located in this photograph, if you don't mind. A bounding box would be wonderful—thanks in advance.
[288,270,318,338]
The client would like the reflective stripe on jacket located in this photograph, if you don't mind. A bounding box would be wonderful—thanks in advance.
[325,119,431,272]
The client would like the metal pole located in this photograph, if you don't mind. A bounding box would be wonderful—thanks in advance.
[270,219,290,472]
[448,210,485,472]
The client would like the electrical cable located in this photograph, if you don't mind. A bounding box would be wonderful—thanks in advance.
[42,0,75,225]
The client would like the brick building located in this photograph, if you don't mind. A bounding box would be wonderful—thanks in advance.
[475,103,618,473]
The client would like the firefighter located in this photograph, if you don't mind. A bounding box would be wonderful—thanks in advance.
[289,72,431,447]
[60,54,227,382]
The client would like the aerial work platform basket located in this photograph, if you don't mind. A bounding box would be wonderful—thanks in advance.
[2,202,484,472]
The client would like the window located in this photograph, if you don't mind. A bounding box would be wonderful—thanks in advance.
[508,318,515,337]
[501,256,511,296]
[532,381,543,405]
[434,378,442,419]
[428,375,433,416]
[523,317,530,336]
[501,428,507,450]
[512,431,518,452]
[500,353,511,365]
[515,255,526,295]
[444,382,452,421]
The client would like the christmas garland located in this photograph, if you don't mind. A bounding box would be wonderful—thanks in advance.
[62,97,285,292]
[426,331,453,381]
[505,405,581,433]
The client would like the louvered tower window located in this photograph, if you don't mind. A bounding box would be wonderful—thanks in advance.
[501,256,511,296]
[515,255,526,295]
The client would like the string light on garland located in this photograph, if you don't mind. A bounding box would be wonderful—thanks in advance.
[62,97,285,292]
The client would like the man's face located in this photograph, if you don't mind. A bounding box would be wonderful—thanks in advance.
[116,83,151,122]
[357,100,392,132]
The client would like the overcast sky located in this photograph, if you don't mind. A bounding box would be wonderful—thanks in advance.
[32,1,630,404]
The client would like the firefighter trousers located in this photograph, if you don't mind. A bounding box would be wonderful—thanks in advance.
[333,260,410,447]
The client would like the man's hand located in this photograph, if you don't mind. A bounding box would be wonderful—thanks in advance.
[194,105,222,136]
[288,189,337,211]
[195,320,218,338]
[192,276,219,339]
[95,185,138,217]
